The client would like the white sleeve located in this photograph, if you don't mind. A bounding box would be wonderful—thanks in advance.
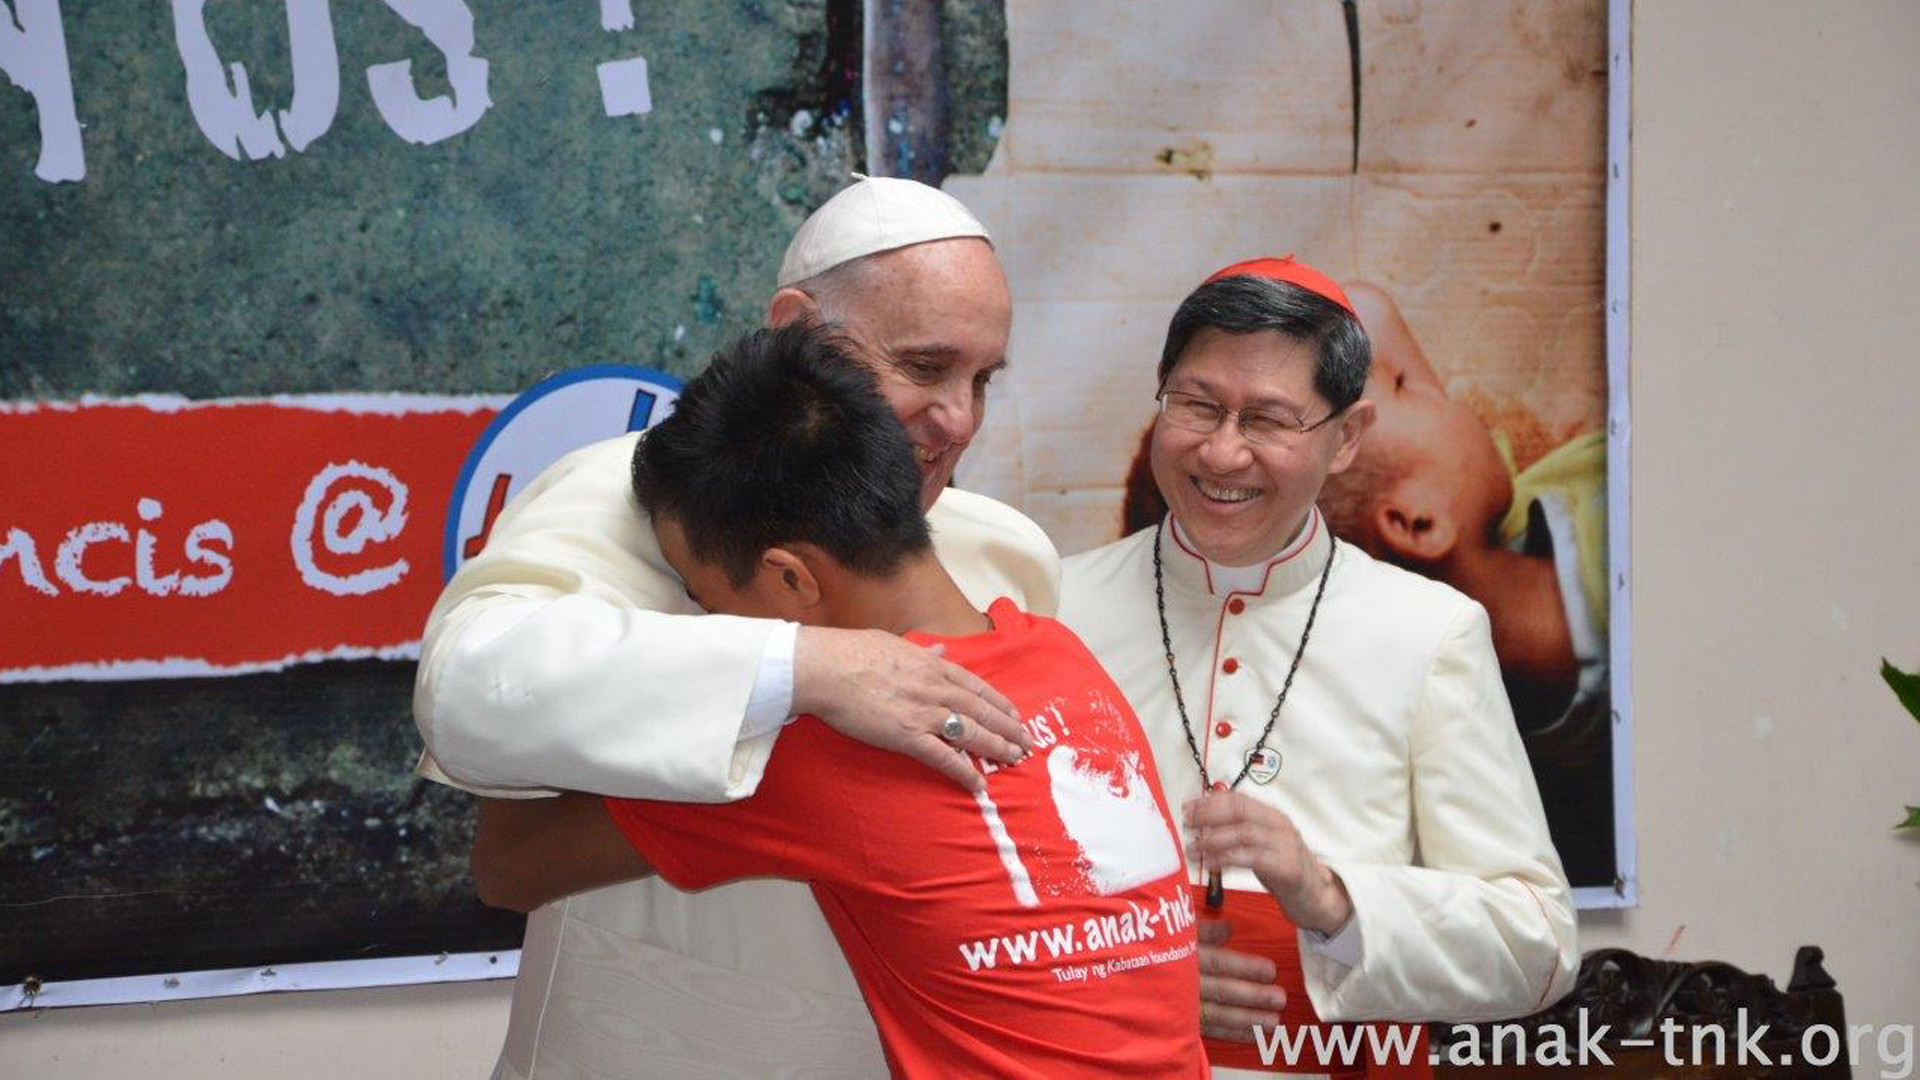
[738,621,800,741]
[1302,602,1580,1022]
[412,435,782,802]
[1301,913,1364,969]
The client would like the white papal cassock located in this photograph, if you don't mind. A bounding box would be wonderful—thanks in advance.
[1060,510,1578,1045]
[411,432,1060,1080]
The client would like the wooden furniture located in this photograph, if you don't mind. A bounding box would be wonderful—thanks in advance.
[1431,946,1848,1079]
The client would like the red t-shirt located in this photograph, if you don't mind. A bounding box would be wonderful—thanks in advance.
[605,599,1206,1079]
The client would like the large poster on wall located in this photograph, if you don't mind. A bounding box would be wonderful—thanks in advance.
[3,0,1625,1009]
[1,0,1008,1004]
[944,0,1626,901]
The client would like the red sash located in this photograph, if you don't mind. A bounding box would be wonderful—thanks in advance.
[1198,885,1431,1079]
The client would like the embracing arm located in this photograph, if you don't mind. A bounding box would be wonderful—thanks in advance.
[419,593,784,801]
[1303,602,1579,1023]
[416,437,785,800]
[471,794,655,913]
[415,437,1030,801]
[472,721,872,913]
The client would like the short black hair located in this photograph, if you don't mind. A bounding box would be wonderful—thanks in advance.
[631,323,932,586]
[1157,275,1372,412]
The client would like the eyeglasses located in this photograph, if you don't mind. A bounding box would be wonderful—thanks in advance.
[1155,389,1340,446]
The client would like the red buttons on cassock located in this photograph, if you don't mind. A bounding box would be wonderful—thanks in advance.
[1221,657,1239,674]
[1227,598,1246,615]
[1214,721,1233,738]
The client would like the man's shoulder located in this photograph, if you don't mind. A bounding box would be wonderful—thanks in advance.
[928,488,1063,616]
[523,431,645,497]
[435,430,672,602]
[934,603,1115,704]
[992,606,1100,667]
[940,601,1078,670]
[1059,526,1156,609]
[930,486,1048,541]
[1063,524,1155,574]
[1330,541,1488,651]
[1338,541,1475,606]
[463,430,650,545]
[468,431,646,531]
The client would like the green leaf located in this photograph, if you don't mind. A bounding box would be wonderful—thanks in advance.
[1899,807,1920,831]
[1881,659,1920,724]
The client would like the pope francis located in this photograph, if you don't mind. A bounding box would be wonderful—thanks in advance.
[413,178,1061,1079]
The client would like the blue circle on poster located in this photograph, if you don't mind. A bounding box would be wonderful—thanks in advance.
[442,365,683,581]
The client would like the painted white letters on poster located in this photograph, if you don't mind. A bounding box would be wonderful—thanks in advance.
[0,0,84,181]
[171,0,341,159]
[5,0,658,181]
[366,0,492,145]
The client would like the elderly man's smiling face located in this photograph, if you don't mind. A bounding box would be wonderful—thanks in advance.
[1150,328,1372,566]
[773,237,1012,509]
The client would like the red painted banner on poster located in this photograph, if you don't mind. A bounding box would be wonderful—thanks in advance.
[0,397,500,680]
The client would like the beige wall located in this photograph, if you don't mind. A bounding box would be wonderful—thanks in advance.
[1577,0,1920,1046]
[5,1,1916,1075]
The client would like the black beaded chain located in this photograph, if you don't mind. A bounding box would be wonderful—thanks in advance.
[1152,523,1337,794]
[1155,523,1336,908]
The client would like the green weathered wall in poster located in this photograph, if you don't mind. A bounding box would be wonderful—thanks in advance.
[2,0,1005,398]
[0,0,1004,985]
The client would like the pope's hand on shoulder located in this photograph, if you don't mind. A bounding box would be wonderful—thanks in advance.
[791,626,1032,793]
[1184,791,1354,934]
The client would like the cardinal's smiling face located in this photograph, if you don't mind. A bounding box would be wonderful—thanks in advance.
[1150,328,1369,567]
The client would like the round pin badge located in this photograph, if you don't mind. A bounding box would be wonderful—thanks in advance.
[1243,746,1282,785]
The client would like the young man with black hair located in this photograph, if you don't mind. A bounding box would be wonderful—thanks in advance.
[474,323,1207,1079]
[419,179,1061,1079]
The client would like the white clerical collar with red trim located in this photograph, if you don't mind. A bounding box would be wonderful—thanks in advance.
[1164,508,1332,600]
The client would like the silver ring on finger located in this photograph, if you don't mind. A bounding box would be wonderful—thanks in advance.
[939,712,967,742]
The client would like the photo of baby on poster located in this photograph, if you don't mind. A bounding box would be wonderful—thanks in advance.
[950,0,1619,891]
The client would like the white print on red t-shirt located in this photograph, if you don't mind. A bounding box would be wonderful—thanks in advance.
[972,786,1041,907]
[972,691,1184,908]
[956,878,1197,973]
